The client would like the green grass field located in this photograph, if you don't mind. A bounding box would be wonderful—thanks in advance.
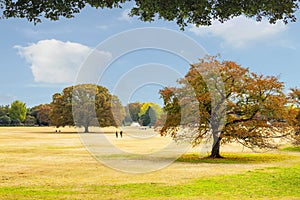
[0,127,299,199]
[281,146,300,152]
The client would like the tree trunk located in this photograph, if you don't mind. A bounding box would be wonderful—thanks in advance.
[84,125,89,133]
[210,133,223,158]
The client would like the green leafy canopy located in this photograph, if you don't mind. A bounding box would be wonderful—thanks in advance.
[1,0,299,29]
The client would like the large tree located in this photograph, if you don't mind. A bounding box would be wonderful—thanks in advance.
[140,106,157,126]
[9,100,27,124]
[1,1,298,29]
[50,84,125,133]
[160,56,294,158]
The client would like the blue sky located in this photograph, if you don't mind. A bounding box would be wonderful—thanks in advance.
[1,5,300,107]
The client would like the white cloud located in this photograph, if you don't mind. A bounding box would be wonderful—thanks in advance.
[190,16,287,48]
[118,9,131,22]
[15,39,112,84]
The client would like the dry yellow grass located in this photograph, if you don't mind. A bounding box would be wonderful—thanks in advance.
[0,126,299,200]
[1,126,298,188]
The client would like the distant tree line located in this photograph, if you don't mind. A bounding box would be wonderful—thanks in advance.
[0,101,52,126]
[0,84,163,132]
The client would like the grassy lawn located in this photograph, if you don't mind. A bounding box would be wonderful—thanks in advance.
[0,127,299,200]
[1,164,299,200]
[281,146,300,152]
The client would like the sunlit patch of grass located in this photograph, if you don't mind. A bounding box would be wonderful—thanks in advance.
[177,153,295,164]
[110,165,300,199]
[2,165,299,199]
[129,165,299,199]
[281,146,300,152]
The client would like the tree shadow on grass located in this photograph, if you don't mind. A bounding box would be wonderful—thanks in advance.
[176,153,297,164]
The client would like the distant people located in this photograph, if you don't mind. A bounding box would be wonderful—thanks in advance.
[120,131,123,138]
[115,131,118,138]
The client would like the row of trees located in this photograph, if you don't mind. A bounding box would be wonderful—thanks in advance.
[0,101,27,125]
[0,101,52,126]
[0,84,163,132]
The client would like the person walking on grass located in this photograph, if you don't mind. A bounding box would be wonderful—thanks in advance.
[115,131,118,138]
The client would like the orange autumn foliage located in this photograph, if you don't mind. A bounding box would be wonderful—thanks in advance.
[159,56,294,157]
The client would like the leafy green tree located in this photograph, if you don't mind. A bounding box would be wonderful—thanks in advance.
[0,105,9,117]
[138,102,162,126]
[148,106,157,127]
[27,106,38,119]
[139,108,151,126]
[24,115,36,126]
[139,102,162,120]
[140,106,157,126]
[1,1,298,29]
[0,105,10,125]
[9,100,27,123]
[0,115,11,125]
[160,56,294,158]
[50,84,124,133]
